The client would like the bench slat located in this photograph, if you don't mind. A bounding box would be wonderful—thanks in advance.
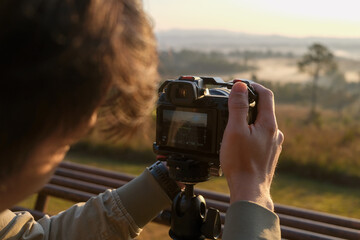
[50,175,111,194]
[276,204,360,230]
[280,225,344,240]
[60,161,135,182]
[55,168,127,188]
[41,184,95,203]
[279,213,360,239]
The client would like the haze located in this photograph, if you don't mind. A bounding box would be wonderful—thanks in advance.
[144,0,360,38]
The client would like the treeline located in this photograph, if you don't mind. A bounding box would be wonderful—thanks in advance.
[158,49,253,77]
[158,48,360,118]
[158,49,294,78]
[261,79,360,118]
[228,49,295,59]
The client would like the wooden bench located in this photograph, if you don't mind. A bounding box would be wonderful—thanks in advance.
[12,161,360,240]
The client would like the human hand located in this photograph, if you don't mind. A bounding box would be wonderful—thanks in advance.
[220,82,284,211]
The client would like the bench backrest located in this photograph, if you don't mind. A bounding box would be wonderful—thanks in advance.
[16,161,360,240]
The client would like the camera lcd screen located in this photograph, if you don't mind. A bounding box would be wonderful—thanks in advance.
[161,109,211,151]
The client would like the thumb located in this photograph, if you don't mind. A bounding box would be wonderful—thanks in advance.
[228,82,249,127]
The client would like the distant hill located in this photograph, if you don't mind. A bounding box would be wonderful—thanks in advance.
[156,29,360,60]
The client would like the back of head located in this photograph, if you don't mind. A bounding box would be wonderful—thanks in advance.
[0,0,159,180]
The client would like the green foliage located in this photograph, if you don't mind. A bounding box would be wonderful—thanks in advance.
[259,78,360,117]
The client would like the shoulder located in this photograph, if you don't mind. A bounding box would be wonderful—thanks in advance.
[0,209,46,239]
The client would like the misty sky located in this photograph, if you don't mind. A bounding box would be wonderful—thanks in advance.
[144,0,360,38]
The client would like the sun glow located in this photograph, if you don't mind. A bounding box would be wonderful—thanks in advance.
[144,0,360,38]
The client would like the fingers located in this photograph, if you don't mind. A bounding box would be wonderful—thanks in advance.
[252,83,278,133]
[227,82,249,131]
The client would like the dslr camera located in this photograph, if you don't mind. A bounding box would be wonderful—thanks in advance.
[153,76,258,183]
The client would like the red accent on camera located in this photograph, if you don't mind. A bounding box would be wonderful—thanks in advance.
[156,155,168,161]
[179,76,195,80]
[233,79,244,84]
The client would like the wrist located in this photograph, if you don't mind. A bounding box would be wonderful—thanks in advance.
[227,174,274,211]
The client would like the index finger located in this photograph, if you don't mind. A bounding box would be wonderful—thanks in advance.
[252,83,278,131]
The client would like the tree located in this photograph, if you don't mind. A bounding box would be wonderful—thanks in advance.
[298,43,337,122]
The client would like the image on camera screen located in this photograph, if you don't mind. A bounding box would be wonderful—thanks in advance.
[162,109,208,150]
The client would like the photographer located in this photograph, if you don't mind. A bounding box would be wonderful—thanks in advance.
[0,0,283,239]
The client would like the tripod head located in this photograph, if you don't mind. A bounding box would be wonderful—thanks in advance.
[159,155,222,240]
[166,155,215,183]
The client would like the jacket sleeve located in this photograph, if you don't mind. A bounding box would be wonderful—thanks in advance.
[0,169,171,240]
[222,201,281,240]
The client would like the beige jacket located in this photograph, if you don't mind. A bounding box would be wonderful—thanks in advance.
[0,169,280,239]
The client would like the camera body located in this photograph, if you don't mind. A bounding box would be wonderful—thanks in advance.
[153,76,258,178]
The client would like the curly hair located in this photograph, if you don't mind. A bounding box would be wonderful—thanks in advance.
[0,0,159,179]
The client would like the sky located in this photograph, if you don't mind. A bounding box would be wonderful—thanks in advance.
[143,0,360,38]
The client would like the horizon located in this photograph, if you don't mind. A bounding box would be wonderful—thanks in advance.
[155,28,360,61]
[155,28,360,40]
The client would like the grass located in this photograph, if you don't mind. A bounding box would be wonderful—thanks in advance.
[271,173,360,217]
[275,104,360,186]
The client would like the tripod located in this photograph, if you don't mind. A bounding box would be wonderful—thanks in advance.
[166,157,222,240]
